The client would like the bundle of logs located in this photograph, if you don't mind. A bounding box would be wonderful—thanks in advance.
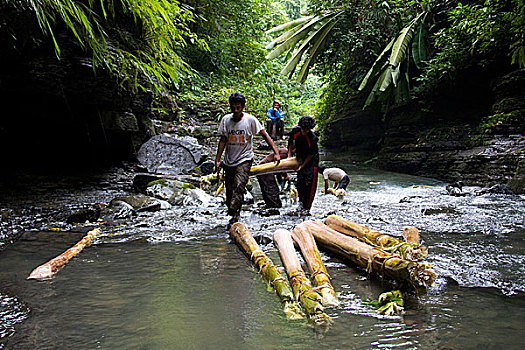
[229,215,436,325]
[26,210,436,326]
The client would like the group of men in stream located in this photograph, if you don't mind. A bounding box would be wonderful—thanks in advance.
[214,92,349,228]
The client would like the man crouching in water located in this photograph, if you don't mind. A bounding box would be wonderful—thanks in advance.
[215,92,280,228]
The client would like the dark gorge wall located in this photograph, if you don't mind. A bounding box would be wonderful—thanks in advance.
[322,66,525,193]
[0,45,154,172]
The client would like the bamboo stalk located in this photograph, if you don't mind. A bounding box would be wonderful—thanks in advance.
[249,157,300,176]
[325,215,428,261]
[229,223,303,320]
[300,221,436,292]
[28,228,102,280]
[273,229,332,326]
[291,225,339,307]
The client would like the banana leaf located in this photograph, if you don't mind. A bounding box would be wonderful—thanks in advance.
[359,38,394,91]
[266,15,315,35]
[28,228,102,280]
[324,215,428,261]
[291,225,339,306]
[411,16,428,69]
[273,228,332,326]
[295,18,340,83]
[229,223,303,320]
[281,15,340,78]
[389,12,425,67]
[300,220,435,292]
[266,10,341,60]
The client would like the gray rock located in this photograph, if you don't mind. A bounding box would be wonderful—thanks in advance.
[137,134,203,175]
[144,178,196,205]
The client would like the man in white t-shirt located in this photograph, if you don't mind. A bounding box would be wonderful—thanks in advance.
[318,165,350,193]
[215,92,280,227]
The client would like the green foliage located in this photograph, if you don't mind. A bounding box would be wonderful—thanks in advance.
[364,290,405,316]
[478,110,524,134]
[358,11,427,108]
[1,0,206,94]
[178,0,321,124]
[265,9,344,83]
[420,0,525,88]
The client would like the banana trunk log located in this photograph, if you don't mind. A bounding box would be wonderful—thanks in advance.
[229,223,303,320]
[249,157,300,176]
[300,221,436,292]
[273,229,332,326]
[291,225,339,307]
[28,228,102,280]
[325,215,428,261]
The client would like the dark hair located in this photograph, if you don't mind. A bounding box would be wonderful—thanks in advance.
[273,100,281,107]
[298,116,316,129]
[318,165,325,173]
[229,92,246,107]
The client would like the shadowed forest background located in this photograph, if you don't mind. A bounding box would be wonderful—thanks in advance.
[0,0,523,190]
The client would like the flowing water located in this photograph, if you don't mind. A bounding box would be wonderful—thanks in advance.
[1,158,525,349]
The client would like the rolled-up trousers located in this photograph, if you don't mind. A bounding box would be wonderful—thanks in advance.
[224,160,252,218]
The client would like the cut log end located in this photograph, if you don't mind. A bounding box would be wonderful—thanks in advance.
[27,264,54,280]
[402,226,420,245]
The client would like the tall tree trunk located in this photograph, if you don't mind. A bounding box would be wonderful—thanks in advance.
[299,221,436,292]
[273,229,332,326]
[229,223,303,320]
[291,225,339,306]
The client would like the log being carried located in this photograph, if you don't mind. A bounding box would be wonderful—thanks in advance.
[325,215,428,261]
[273,229,332,326]
[28,228,102,280]
[298,221,436,291]
[229,223,304,320]
[291,225,339,307]
[249,157,300,177]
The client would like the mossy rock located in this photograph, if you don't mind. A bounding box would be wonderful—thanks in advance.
[145,179,195,202]
[508,158,525,194]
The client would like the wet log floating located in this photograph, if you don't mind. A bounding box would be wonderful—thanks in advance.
[324,215,428,261]
[299,221,436,292]
[291,225,339,307]
[28,228,102,280]
[229,223,304,320]
[249,157,300,176]
[273,229,332,326]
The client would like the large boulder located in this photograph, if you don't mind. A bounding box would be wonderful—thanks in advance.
[137,134,203,175]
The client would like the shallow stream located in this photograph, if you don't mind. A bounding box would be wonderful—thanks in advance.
[1,157,524,349]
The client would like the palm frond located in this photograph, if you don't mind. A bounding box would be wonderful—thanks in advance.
[295,19,339,83]
[281,14,341,79]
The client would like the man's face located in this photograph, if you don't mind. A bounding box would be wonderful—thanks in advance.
[230,102,244,120]
[300,127,310,136]
[273,103,280,110]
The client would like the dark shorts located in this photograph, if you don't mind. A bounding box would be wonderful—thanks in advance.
[337,175,350,190]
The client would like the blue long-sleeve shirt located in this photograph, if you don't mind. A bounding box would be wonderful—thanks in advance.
[267,107,284,123]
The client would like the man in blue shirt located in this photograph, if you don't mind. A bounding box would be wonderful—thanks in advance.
[266,100,284,140]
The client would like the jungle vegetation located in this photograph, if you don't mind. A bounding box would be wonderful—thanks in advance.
[264,0,525,125]
[1,0,523,128]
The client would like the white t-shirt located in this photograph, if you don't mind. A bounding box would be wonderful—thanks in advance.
[219,112,263,166]
[323,168,347,183]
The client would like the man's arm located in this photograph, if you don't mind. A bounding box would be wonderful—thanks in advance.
[297,153,313,171]
[324,179,329,193]
[259,129,280,165]
[215,135,227,173]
